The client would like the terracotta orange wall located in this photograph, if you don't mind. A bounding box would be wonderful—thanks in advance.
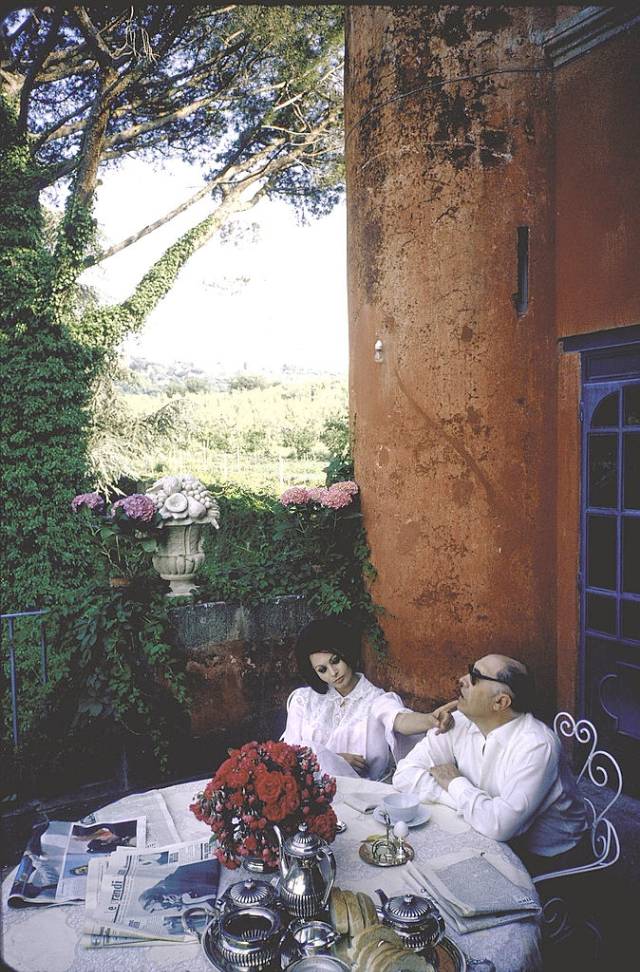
[554,24,640,714]
[345,6,560,717]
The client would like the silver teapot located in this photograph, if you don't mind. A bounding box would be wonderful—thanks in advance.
[274,823,336,918]
[376,889,445,954]
[217,878,280,915]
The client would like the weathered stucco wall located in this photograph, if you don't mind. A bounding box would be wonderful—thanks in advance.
[345,5,560,715]
[172,596,312,744]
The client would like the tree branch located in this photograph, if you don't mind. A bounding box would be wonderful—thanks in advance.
[17,5,65,135]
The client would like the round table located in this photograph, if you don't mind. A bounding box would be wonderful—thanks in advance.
[1,776,542,972]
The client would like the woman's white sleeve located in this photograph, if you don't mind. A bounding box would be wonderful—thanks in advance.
[281,690,357,777]
[371,692,416,762]
[281,690,303,744]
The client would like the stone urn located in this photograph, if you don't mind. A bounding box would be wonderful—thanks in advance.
[146,474,220,597]
[152,519,210,597]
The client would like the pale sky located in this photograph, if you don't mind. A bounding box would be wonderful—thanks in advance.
[80,157,349,375]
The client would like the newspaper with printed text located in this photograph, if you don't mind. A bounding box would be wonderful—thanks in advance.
[406,848,540,934]
[82,838,219,946]
[8,816,145,908]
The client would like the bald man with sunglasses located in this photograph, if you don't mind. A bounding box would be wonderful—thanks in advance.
[393,654,588,873]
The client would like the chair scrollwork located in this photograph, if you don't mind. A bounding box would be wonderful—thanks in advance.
[532,711,622,885]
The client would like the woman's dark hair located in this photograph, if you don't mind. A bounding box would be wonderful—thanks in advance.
[295,619,361,694]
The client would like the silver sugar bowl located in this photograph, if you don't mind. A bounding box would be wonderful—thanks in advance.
[376,889,445,954]
[281,918,340,965]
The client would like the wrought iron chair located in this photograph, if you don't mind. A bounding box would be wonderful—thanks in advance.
[532,711,622,885]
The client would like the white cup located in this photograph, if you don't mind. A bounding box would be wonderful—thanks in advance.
[380,792,419,823]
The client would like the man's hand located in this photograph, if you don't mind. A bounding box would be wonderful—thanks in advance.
[428,762,462,790]
[338,752,369,776]
[432,699,458,734]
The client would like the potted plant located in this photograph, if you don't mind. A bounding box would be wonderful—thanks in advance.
[71,491,163,586]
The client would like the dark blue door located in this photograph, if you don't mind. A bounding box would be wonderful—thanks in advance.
[581,344,640,793]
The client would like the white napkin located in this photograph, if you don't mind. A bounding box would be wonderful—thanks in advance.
[342,792,379,813]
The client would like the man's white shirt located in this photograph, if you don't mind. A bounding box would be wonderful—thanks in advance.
[393,711,587,855]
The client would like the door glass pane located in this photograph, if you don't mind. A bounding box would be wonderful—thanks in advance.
[622,600,640,642]
[624,432,640,510]
[588,434,617,507]
[586,593,617,634]
[587,515,617,590]
[623,517,640,595]
[623,384,640,425]
[591,391,619,427]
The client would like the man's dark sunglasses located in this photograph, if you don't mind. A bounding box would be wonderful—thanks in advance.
[468,664,509,687]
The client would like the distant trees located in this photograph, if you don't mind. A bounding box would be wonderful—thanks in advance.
[116,368,349,489]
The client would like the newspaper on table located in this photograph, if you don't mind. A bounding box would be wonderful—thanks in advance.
[82,838,220,947]
[406,849,540,934]
[83,787,181,849]
[8,816,146,908]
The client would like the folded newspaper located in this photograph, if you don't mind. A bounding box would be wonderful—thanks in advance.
[8,787,182,909]
[8,816,146,908]
[406,848,540,934]
[82,838,220,947]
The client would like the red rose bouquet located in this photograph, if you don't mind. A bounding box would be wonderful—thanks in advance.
[190,740,338,869]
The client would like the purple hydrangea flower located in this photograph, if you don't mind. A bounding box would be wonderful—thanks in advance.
[111,493,157,523]
[71,492,105,514]
[318,482,359,509]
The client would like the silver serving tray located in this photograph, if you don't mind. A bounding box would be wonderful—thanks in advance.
[202,935,282,972]
[359,836,415,866]
[435,935,467,972]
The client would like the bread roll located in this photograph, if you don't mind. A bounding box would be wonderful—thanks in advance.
[328,886,349,935]
[342,888,365,937]
[375,949,434,972]
[367,941,404,972]
[357,890,380,927]
[350,922,403,961]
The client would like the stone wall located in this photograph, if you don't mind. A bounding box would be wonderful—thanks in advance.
[171,596,313,752]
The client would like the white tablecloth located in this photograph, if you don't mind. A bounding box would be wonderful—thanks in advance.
[1,776,542,972]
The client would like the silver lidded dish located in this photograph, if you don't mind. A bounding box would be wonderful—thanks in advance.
[376,889,445,953]
[218,879,280,915]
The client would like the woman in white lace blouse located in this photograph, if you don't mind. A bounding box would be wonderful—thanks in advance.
[282,619,455,780]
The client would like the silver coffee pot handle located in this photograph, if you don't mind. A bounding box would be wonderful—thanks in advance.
[319,846,337,909]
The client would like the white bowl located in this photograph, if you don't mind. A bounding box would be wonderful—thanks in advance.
[380,792,420,823]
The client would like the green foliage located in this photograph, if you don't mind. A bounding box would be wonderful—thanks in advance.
[1,5,345,612]
[198,465,387,656]
[3,581,190,796]
[0,7,352,803]
[103,369,349,492]
[0,96,103,613]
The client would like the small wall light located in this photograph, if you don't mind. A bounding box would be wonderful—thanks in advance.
[374,339,383,362]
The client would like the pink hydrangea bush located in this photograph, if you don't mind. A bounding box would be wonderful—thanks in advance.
[279,481,359,510]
